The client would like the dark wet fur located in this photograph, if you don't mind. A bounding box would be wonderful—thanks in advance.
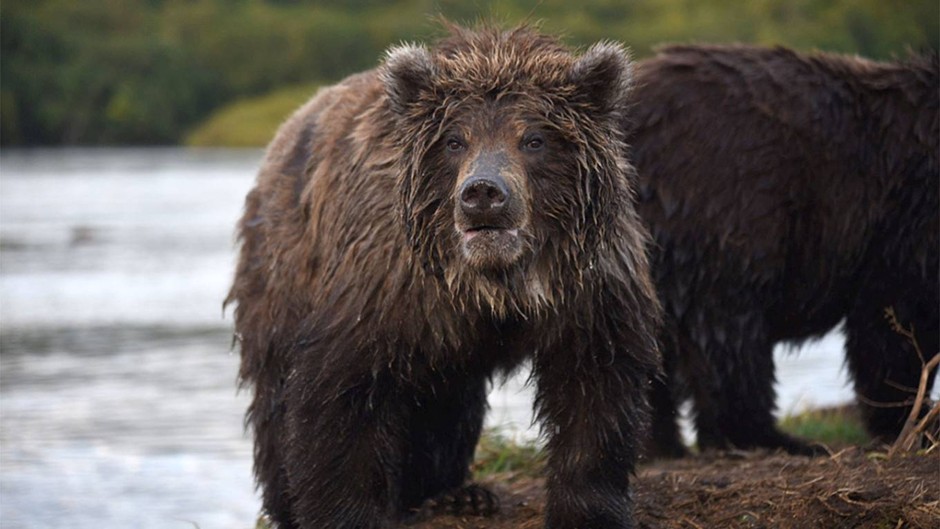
[627,45,939,456]
[227,24,661,528]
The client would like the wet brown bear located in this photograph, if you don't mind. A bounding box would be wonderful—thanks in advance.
[626,45,939,457]
[227,25,661,528]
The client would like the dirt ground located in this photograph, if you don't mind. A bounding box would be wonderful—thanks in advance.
[408,447,940,529]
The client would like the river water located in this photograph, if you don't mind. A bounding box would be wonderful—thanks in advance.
[0,148,858,529]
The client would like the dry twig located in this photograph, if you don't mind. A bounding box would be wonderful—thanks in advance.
[884,308,940,456]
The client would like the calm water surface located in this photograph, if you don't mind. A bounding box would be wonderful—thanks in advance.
[0,148,856,529]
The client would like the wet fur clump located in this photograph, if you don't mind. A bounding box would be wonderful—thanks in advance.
[627,45,939,457]
[227,24,661,529]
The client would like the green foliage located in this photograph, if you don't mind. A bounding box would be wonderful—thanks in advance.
[472,430,543,479]
[1,1,220,144]
[186,84,320,147]
[780,406,871,447]
[2,0,937,145]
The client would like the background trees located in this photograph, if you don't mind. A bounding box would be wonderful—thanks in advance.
[2,0,936,145]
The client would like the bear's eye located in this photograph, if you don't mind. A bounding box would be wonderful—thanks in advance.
[522,133,545,153]
[445,138,466,153]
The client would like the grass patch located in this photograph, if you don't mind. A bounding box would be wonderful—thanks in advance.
[472,430,543,480]
[780,405,871,447]
[185,84,320,147]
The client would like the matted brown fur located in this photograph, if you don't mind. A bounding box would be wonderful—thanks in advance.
[626,45,939,458]
[228,24,661,529]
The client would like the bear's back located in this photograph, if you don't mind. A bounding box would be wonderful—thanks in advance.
[628,45,937,333]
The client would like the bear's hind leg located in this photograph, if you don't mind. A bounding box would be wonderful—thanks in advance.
[846,296,939,442]
[686,321,821,456]
[646,329,689,458]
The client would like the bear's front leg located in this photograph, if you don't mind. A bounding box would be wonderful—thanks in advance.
[282,361,407,529]
[534,319,658,528]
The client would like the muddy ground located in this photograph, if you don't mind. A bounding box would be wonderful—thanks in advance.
[408,447,939,529]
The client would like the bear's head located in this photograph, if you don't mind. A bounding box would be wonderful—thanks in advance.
[381,25,636,314]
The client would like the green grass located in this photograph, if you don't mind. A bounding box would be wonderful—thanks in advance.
[473,408,871,475]
[472,430,543,480]
[185,84,320,147]
[779,405,871,447]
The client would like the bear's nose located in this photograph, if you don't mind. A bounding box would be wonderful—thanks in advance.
[459,177,509,213]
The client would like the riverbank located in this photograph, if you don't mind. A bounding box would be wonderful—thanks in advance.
[252,405,938,529]
[410,446,938,529]
[405,403,939,528]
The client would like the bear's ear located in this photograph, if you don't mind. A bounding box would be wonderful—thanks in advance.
[569,42,633,115]
[381,44,436,114]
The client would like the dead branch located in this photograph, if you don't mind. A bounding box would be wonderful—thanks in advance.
[880,307,939,456]
[884,307,925,364]
[889,352,939,456]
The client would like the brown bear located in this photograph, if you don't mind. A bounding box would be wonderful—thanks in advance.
[226,24,661,528]
[626,44,939,457]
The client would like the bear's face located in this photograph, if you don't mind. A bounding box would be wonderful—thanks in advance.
[440,105,549,270]
[381,27,635,305]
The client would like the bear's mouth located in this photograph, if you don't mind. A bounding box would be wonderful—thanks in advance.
[457,225,524,269]
[462,226,520,243]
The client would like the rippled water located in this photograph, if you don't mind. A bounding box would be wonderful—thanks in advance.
[0,148,858,529]
[0,149,263,529]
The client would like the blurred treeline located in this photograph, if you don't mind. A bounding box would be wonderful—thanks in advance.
[2,0,936,146]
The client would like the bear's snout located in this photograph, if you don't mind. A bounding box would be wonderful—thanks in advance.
[456,150,520,232]
[459,176,509,216]
[454,150,526,268]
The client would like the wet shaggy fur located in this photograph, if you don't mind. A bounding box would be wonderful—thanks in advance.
[227,25,661,529]
[626,45,939,457]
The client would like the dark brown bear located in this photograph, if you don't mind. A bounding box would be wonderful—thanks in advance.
[627,45,939,457]
[227,25,661,528]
